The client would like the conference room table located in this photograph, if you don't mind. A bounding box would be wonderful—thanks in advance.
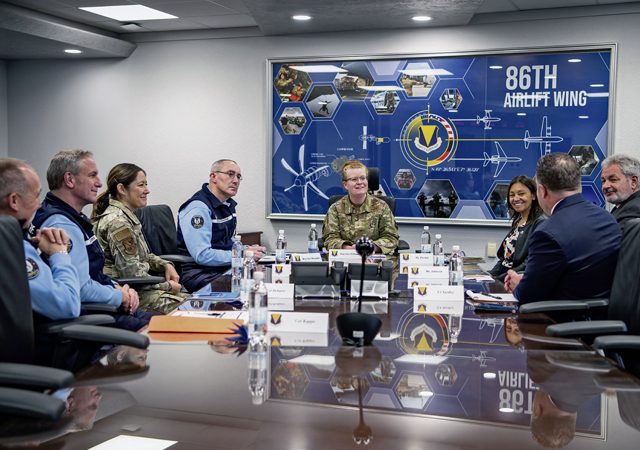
[5,268,640,449]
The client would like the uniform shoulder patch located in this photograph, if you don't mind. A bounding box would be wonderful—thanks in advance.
[26,258,40,279]
[191,215,205,229]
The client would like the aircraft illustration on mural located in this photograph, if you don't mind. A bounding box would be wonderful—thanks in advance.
[524,115,563,156]
[281,144,330,211]
[451,141,522,177]
[451,109,502,130]
[359,125,390,150]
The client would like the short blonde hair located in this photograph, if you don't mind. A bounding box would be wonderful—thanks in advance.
[341,160,368,181]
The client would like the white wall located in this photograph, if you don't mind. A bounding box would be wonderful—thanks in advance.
[0,60,7,157]
[7,13,640,256]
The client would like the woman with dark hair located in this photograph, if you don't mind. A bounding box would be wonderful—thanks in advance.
[489,175,545,281]
[92,163,185,314]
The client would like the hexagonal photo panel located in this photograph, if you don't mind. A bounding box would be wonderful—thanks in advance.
[394,373,433,409]
[487,183,510,219]
[271,359,309,400]
[399,62,437,98]
[274,64,312,103]
[435,364,458,387]
[278,107,306,135]
[330,375,369,405]
[306,85,340,118]
[370,356,396,384]
[370,90,400,115]
[394,169,416,190]
[333,61,374,100]
[416,179,458,218]
[440,88,463,112]
[568,145,600,176]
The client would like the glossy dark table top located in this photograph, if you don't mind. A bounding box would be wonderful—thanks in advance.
[5,273,640,450]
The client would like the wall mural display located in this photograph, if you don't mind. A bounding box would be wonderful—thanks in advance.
[268,46,614,224]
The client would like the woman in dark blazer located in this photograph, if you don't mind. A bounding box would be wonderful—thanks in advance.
[490,176,545,281]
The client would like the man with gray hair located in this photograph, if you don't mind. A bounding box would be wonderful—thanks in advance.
[601,154,640,226]
[177,159,265,292]
[505,153,621,303]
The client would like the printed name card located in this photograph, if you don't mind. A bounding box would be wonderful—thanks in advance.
[290,253,323,262]
[413,285,464,315]
[328,249,361,266]
[268,312,328,333]
[407,266,449,286]
[271,264,291,284]
[399,253,434,273]
[265,283,294,311]
[268,332,328,347]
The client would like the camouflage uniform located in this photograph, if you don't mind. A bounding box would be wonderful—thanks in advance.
[93,199,186,314]
[322,195,399,256]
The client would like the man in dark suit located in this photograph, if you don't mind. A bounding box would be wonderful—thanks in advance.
[601,154,640,227]
[505,153,621,303]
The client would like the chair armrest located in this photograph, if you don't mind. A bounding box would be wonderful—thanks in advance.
[397,240,410,252]
[593,335,640,351]
[37,314,116,334]
[546,320,627,338]
[0,363,74,390]
[519,300,590,315]
[116,275,165,286]
[0,387,66,420]
[60,324,150,349]
[81,303,119,314]
[160,254,194,264]
[585,298,609,309]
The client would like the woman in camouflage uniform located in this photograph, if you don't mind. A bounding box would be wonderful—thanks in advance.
[92,163,186,314]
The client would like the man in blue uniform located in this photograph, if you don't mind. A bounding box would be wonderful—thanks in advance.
[177,159,265,292]
[0,158,80,320]
[32,150,150,331]
[505,153,621,302]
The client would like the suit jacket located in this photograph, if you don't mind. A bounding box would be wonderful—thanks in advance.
[490,214,545,280]
[514,194,621,303]
[612,190,640,230]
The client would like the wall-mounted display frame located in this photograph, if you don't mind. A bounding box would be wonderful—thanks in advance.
[267,45,616,226]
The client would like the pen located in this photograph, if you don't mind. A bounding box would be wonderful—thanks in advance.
[483,292,503,300]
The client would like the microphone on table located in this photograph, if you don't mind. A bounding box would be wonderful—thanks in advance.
[336,236,382,347]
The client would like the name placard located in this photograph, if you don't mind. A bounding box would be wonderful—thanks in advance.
[290,253,323,262]
[265,283,294,311]
[399,253,434,273]
[328,249,361,266]
[268,332,328,347]
[407,266,450,287]
[413,285,464,315]
[268,312,328,333]
[271,264,291,284]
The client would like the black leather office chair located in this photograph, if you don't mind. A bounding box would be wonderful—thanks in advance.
[0,215,149,371]
[531,218,640,343]
[135,204,194,272]
[321,167,409,252]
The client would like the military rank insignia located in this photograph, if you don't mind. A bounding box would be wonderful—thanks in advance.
[26,258,40,279]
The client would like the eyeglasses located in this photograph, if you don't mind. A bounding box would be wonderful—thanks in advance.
[215,171,243,181]
[345,176,367,183]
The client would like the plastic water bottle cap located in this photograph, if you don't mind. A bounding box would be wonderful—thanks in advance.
[311,223,316,228]
[423,226,429,230]
[278,229,284,234]
[245,250,254,257]
[435,234,442,239]
[236,234,242,240]
[452,245,460,251]
[253,271,264,281]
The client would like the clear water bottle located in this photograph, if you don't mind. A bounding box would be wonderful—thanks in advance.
[275,229,287,263]
[248,271,268,346]
[449,245,464,284]
[449,314,462,344]
[307,223,319,253]
[248,342,268,405]
[240,250,256,303]
[420,226,432,253]
[433,234,444,266]
[231,234,244,293]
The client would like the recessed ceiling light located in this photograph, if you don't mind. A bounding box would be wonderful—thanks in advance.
[412,15,432,22]
[64,49,82,54]
[568,58,582,63]
[79,5,177,21]
[489,65,503,70]
[292,15,311,21]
